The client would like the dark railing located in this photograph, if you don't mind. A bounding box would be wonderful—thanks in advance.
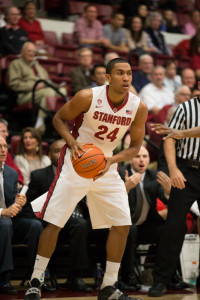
[31,79,68,126]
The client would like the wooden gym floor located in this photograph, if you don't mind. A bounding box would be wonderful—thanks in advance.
[3,281,200,300]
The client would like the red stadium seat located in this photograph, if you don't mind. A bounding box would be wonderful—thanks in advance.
[61,59,79,76]
[37,57,63,76]
[154,54,177,66]
[43,0,63,11]
[177,13,190,31]
[43,30,59,46]
[178,56,191,69]
[62,33,74,45]
[54,45,78,60]
[67,1,89,15]
[96,4,113,24]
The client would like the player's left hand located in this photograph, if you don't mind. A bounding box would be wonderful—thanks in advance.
[15,194,27,207]
[93,156,112,181]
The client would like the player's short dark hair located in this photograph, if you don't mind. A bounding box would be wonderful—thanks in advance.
[106,58,130,74]
[91,63,106,76]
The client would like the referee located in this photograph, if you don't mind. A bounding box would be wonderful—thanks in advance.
[148,84,200,297]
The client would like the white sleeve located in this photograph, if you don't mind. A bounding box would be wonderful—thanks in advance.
[0,208,3,217]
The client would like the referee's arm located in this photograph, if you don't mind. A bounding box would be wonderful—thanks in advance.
[164,138,186,190]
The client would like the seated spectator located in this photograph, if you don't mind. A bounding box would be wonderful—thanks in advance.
[14,127,51,185]
[137,4,149,28]
[184,10,200,36]
[119,145,189,291]
[132,54,154,92]
[69,47,93,95]
[161,9,182,34]
[103,12,128,53]
[157,85,191,125]
[145,12,172,55]
[125,16,153,54]
[139,66,174,116]
[72,4,110,48]
[190,26,200,77]
[0,135,43,295]
[173,39,191,57]
[18,1,45,47]
[163,60,181,92]
[8,42,66,132]
[181,68,196,92]
[0,6,29,56]
[104,52,119,65]
[90,63,106,87]
[0,1,6,28]
[0,118,24,186]
[26,139,92,292]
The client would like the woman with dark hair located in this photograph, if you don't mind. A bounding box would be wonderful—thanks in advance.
[18,0,45,46]
[14,127,51,185]
[125,15,154,53]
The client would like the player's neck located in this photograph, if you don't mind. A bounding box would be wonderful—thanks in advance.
[108,88,128,106]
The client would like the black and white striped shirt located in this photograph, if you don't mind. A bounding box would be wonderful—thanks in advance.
[168,97,200,161]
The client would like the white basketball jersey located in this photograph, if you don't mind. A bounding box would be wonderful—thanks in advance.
[75,85,140,157]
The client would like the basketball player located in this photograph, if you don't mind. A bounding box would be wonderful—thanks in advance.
[151,123,200,139]
[24,58,148,300]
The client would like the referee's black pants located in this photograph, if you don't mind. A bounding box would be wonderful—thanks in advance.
[152,158,200,284]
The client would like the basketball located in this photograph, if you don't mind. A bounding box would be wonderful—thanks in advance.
[72,144,106,179]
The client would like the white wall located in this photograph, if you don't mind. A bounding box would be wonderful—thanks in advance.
[39,18,190,46]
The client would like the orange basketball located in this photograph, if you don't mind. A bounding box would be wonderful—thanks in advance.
[72,144,106,179]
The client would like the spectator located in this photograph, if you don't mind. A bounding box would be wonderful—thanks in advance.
[139,66,174,115]
[132,54,154,92]
[0,119,24,186]
[69,47,93,95]
[0,135,43,295]
[163,60,181,92]
[173,39,191,57]
[8,42,66,133]
[181,68,196,92]
[119,145,189,292]
[26,139,92,292]
[14,127,51,185]
[104,52,119,65]
[184,10,200,36]
[0,6,29,56]
[72,4,110,48]
[125,16,152,53]
[137,4,149,28]
[90,63,106,87]
[145,12,172,55]
[161,9,182,33]
[157,85,191,125]
[18,1,45,47]
[103,12,128,53]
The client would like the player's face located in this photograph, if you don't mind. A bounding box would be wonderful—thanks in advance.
[23,132,39,152]
[0,136,8,164]
[130,146,150,174]
[106,63,132,93]
[49,140,65,167]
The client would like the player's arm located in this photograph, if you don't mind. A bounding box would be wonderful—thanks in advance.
[53,89,92,158]
[164,138,186,189]
[112,100,147,164]
[151,123,200,139]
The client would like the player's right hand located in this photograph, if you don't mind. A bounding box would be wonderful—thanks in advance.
[70,142,84,160]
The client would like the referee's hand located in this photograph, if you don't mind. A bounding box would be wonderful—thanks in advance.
[169,167,187,189]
